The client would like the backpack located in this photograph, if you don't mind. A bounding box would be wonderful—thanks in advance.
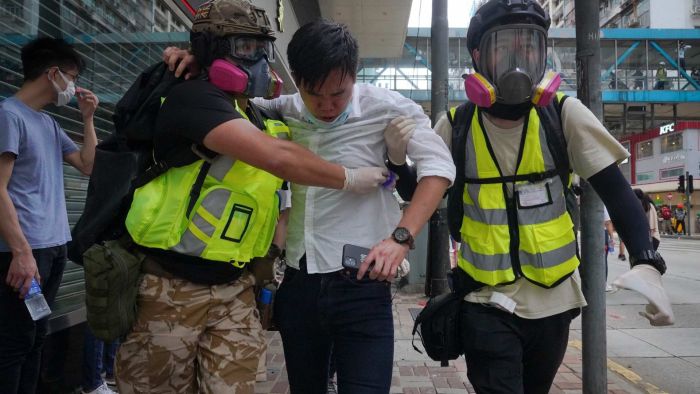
[82,236,145,342]
[661,206,672,220]
[411,267,484,366]
[68,62,186,264]
[445,96,577,243]
[411,292,463,367]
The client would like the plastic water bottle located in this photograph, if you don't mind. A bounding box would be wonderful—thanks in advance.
[258,286,274,330]
[25,278,51,321]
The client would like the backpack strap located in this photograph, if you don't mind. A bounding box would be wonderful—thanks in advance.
[447,102,476,243]
[536,94,581,245]
[536,94,570,189]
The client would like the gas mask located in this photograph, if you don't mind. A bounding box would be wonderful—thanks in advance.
[50,69,76,107]
[464,24,560,110]
[208,58,282,99]
[208,35,282,98]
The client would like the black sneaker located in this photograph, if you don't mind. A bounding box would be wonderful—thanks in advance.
[618,254,626,261]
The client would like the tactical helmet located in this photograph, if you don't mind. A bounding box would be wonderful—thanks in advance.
[466,0,550,55]
[192,0,275,40]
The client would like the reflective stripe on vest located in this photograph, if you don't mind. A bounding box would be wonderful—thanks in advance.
[455,103,579,288]
[125,113,290,265]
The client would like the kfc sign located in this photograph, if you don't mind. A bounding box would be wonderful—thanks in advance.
[659,123,675,135]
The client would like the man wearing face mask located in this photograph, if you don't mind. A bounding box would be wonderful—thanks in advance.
[429,1,674,392]
[0,37,98,393]
[114,2,391,393]
[251,20,454,394]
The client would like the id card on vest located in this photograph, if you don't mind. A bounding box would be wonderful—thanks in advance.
[515,180,552,208]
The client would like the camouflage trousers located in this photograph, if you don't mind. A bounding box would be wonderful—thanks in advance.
[115,270,265,393]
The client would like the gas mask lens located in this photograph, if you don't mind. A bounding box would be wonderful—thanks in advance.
[228,36,275,62]
[479,25,547,86]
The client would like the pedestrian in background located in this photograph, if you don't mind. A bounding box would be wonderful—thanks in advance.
[655,61,668,90]
[0,37,98,394]
[660,204,673,235]
[675,204,687,235]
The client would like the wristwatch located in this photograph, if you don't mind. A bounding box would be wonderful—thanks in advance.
[391,227,415,249]
[629,250,667,275]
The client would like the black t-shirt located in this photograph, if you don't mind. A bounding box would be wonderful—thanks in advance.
[146,79,260,284]
[155,79,243,165]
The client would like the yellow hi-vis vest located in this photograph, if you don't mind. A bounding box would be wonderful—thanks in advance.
[125,110,290,267]
[452,101,579,288]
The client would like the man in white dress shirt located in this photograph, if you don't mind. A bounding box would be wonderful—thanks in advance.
[256,20,455,394]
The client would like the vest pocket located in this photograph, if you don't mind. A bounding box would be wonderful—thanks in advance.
[183,186,260,262]
[222,204,254,242]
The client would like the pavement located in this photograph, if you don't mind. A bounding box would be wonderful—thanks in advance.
[254,289,647,394]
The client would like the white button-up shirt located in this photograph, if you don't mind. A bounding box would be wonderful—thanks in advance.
[255,84,455,273]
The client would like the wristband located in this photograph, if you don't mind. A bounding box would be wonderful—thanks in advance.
[629,250,667,275]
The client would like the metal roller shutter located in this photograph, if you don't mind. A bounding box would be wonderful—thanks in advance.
[47,165,89,334]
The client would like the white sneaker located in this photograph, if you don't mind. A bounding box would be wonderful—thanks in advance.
[82,382,117,394]
[102,373,116,388]
[613,265,675,326]
[605,283,615,292]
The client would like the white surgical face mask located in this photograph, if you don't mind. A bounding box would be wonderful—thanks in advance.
[302,101,353,129]
[50,70,76,107]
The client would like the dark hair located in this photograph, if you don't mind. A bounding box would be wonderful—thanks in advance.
[633,188,653,213]
[287,19,358,89]
[21,37,85,82]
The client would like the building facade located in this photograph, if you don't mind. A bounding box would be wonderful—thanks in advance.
[619,123,700,230]
[539,0,700,29]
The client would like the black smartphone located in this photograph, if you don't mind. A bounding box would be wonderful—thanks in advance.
[342,244,371,270]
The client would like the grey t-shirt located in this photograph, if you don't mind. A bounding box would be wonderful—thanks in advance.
[0,96,78,251]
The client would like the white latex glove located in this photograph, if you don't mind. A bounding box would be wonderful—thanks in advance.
[384,116,416,165]
[343,167,389,193]
[612,264,674,326]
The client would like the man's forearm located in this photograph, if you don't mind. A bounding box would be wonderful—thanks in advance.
[204,120,347,190]
[79,117,97,174]
[273,209,290,248]
[588,164,654,258]
[396,176,450,236]
[272,140,346,189]
[0,190,31,255]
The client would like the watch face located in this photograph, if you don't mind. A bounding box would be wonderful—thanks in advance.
[394,227,410,242]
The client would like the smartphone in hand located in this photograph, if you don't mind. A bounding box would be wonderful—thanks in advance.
[342,244,371,270]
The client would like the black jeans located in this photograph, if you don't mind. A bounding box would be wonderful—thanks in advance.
[274,258,393,394]
[460,301,579,394]
[0,245,67,394]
